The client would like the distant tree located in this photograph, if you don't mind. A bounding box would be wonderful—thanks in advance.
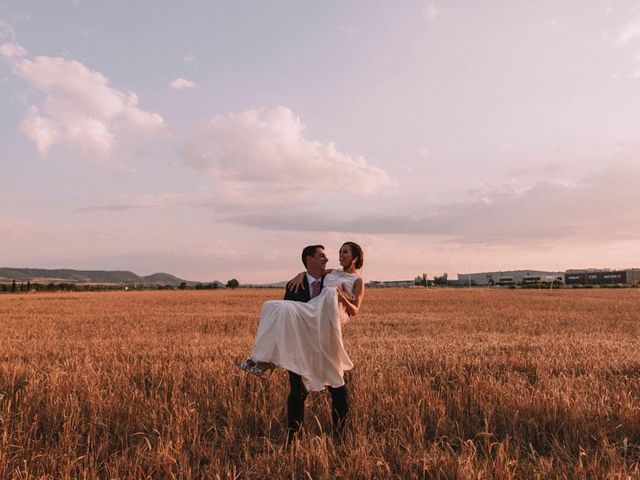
[178,282,187,290]
[414,273,428,287]
[11,280,16,293]
[226,279,240,289]
[26,281,31,292]
[433,273,448,286]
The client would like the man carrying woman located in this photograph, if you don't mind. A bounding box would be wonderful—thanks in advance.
[239,242,365,444]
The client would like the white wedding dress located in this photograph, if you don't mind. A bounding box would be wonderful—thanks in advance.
[250,270,360,391]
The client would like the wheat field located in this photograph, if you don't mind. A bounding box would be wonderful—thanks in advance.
[1,288,639,479]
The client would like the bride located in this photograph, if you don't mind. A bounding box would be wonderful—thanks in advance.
[239,242,365,392]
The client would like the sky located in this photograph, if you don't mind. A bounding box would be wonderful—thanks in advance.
[1,0,640,283]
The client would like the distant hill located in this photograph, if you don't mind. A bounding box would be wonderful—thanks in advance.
[141,272,187,285]
[243,281,288,288]
[0,267,204,287]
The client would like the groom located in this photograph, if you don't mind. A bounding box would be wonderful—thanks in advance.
[284,244,349,445]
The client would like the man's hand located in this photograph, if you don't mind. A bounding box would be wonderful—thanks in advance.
[336,284,359,317]
[287,272,306,293]
[336,287,351,306]
[338,283,354,301]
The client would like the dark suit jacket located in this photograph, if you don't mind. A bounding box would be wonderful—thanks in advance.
[284,274,324,302]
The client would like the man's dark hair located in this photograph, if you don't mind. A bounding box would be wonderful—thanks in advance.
[302,244,324,268]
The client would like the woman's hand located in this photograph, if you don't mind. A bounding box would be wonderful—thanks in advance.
[336,287,355,314]
[336,288,348,305]
[337,278,365,317]
[287,272,306,293]
[339,283,354,301]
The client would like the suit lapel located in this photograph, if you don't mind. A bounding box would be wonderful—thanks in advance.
[303,275,311,302]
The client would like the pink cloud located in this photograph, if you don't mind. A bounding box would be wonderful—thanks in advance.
[169,78,198,90]
[183,106,393,204]
[2,36,165,157]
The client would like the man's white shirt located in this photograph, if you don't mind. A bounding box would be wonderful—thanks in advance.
[306,272,321,295]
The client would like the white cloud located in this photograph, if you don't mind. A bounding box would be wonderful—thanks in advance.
[613,21,640,78]
[630,52,640,78]
[0,20,24,58]
[219,162,640,246]
[0,19,16,41]
[14,56,166,156]
[1,32,165,157]
[0,20,23,58]
[0,214,32,234]
[423,3,440,21]
[616,22,640,46]
[78,193,186,212]
[337,26,358,35]
[500,143,514,153]
[183,106,392,204]
[419,148,433,160]
[21,106,66,155]
[169,77,198,90]
[0,42,26,59]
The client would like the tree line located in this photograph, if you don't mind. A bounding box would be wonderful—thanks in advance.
[0,278,242,293]
[413,273,449,287]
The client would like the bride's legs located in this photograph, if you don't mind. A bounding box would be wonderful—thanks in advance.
[257,361,276,371]
[238,358,277,377]
[240,300,299,377]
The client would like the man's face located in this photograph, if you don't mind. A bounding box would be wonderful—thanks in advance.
[307,247,328,273]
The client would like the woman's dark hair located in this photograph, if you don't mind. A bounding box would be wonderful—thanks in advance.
[342,241,364,269]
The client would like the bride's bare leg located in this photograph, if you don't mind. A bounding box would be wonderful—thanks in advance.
[257,361,276,372]
[238,358,276,376]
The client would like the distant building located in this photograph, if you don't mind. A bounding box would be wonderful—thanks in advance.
[457,270,565,286]
[367,280,414,288]
[564,268,640,286]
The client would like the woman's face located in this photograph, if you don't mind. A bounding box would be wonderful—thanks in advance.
[339,244,355,268]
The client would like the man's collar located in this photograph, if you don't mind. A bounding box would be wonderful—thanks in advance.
[306,272,321,284]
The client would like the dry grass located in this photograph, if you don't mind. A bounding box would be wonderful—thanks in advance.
[1,288,640,479]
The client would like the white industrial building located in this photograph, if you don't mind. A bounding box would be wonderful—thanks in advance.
[367,280,414,288]
[457,270,565,286]
[565,268,640,286]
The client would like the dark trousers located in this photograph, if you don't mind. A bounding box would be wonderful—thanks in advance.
[287,371,348,442]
